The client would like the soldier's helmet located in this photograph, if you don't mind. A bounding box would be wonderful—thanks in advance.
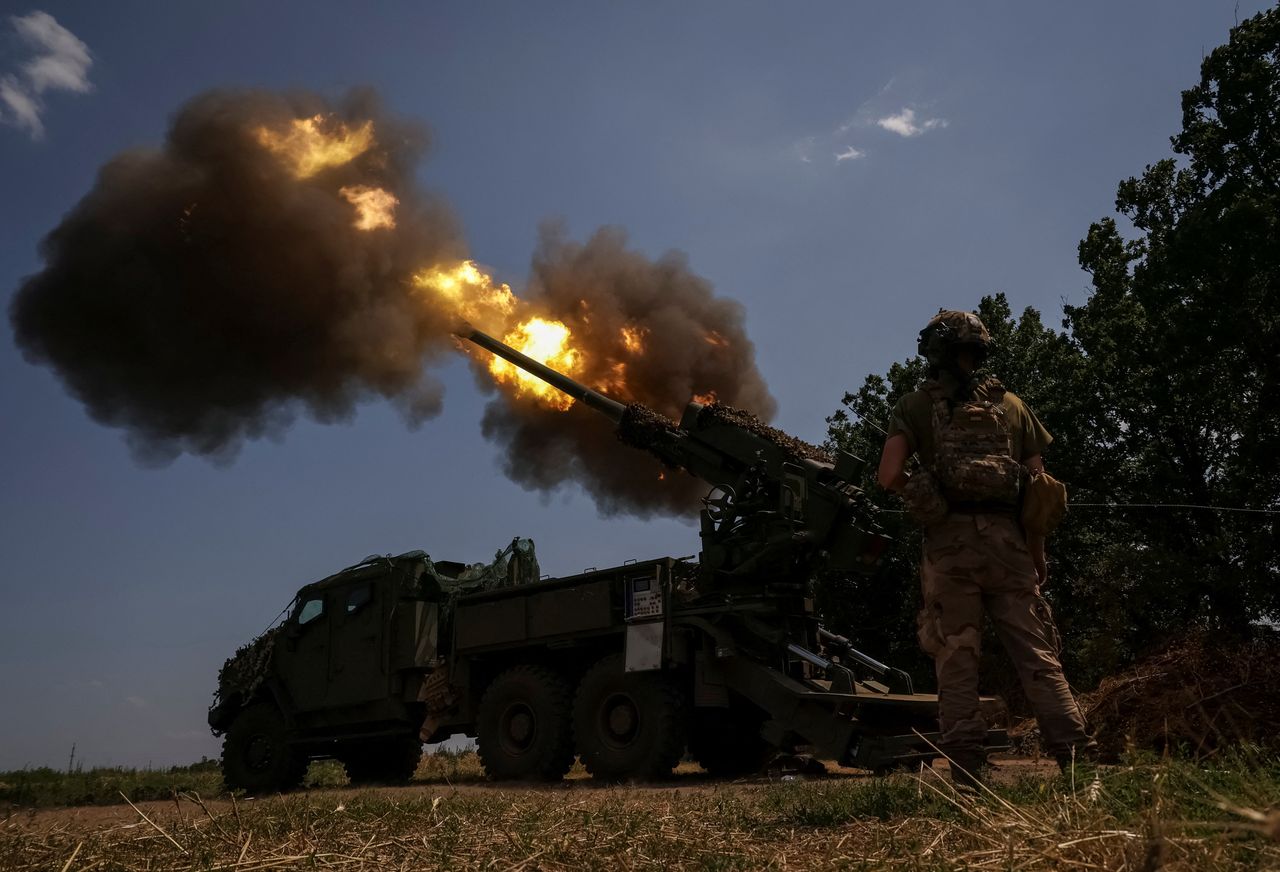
[917,310,992,366]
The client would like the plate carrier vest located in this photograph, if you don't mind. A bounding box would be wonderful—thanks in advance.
[926,377,1024,505]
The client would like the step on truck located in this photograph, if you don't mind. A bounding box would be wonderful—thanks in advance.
[209,327,1008,792]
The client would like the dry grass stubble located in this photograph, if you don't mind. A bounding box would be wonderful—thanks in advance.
[3,751,1278,870]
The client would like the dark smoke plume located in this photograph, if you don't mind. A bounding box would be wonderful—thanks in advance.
[11,87,777,518]
[9,89,463,464]
[479,225,776,517]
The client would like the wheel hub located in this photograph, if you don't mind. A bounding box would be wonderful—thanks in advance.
[245,734,273,770]
[499,702,537,755]
[601,692,640,747]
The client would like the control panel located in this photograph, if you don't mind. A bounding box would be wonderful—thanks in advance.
[623,568,663,621]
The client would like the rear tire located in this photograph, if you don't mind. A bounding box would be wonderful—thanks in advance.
[689,702,773,778]
[221,702,307,794]
[574,654,686,781]
[476,665,575,781]
[340,735,423,785]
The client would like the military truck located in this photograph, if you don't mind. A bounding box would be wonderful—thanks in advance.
[209,327,1008,792]
[210,539,996,792]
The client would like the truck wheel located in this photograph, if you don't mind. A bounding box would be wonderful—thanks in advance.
[221,702,307,794]
[689,704,773,778]
[341,735,423,785]
[574,654,685,781]
[476,665,575,781]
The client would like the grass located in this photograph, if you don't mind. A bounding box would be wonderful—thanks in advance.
[2,750,1278,869]
[0,758,226,810]
[0,747,485,810]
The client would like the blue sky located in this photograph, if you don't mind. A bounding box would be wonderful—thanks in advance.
[0,1,1265,768]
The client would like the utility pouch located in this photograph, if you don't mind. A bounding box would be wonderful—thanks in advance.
[900,466,949,527]
[1021,470,1068,536]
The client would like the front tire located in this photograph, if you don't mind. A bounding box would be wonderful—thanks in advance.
[574,654,686,781]
[221,702,307,794]
[476,665,575,781]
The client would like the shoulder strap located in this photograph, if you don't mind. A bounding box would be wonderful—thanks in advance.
[922,379,951,422]
[979,375,1006,405]
[922,380,949,473]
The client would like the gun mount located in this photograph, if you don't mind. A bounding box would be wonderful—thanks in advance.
[461,326,889,583]
[461,325,921,688]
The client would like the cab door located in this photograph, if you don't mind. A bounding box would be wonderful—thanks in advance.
[326,580,388,708]
[274,592,332,712]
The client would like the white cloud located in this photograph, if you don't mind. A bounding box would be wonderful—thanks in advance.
[0,77,41,132]
[17,11,92,92]
[125,695,149,709]
[790,83,946,169]
[876,107,947,138]
[0,10,93,138]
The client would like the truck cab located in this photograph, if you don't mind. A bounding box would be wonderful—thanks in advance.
[209,549,460,792]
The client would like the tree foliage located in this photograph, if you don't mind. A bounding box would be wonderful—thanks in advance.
[823,7,1280,692]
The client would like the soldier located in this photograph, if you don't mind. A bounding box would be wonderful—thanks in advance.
[876,310,1092,786]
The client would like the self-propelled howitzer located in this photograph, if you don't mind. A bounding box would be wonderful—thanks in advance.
[206,332,1007,793]
[463,327,889,583]
[465,325,985,761]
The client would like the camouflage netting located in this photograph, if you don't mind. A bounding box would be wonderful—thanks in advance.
[425,538,540,595]
[215,626,283,707]
[699,403,832,464]
[1012,630,1280,761]
[617,401,833,468]
[617,403,683,455]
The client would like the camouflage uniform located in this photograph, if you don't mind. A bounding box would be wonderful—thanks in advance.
[890,311,1091,766]
[917,512,1089,760]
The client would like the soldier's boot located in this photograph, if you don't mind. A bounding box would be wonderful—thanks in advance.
[947,749,989,791]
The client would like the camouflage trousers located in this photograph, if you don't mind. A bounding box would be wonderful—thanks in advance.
[918,513,1090,758]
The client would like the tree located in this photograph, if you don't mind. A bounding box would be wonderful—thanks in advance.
[1069,5,1280,635]
[823,7,1280,694]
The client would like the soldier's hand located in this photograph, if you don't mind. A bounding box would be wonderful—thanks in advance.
[1034,554,1049,588]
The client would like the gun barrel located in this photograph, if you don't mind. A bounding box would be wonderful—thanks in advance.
[462,327,627,423]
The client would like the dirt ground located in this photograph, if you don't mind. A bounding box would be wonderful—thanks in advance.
[3,755,1060,835]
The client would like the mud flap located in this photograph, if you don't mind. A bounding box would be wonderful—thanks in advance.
[624,621,664,672]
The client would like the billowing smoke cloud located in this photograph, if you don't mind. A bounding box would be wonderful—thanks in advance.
[479,226,775,516]
[10,87,775,517]
[10,89,463,464]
